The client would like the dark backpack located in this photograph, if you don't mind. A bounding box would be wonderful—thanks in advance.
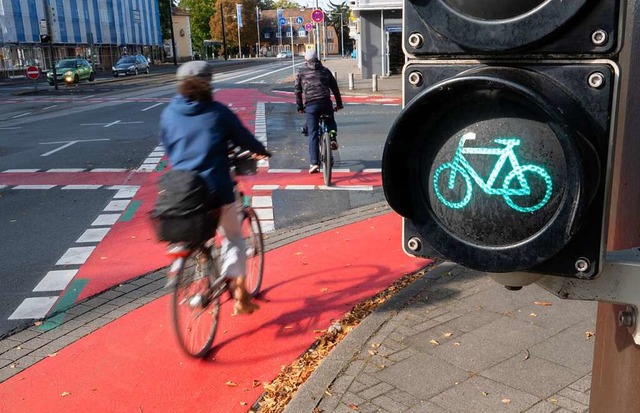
[151,170,217,243]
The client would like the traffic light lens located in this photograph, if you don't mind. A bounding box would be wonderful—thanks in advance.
[428,117,566,246]
[444,0,546,20]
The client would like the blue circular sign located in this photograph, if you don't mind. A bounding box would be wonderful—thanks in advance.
[296,16,304,24]
[279,17,287,25]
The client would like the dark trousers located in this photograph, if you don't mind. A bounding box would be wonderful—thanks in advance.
[304,100,337,166]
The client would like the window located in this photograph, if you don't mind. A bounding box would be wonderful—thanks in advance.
[276,32,281,38]
[298,29,306,37]
[264,32,270,38]
[328,44,334,52]
[328,30,334,38]
[286,31,292,37]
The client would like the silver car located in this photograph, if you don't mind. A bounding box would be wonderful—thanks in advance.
[112,54,150,76]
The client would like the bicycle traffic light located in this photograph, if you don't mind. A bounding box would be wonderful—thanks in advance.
[382,0,621,280]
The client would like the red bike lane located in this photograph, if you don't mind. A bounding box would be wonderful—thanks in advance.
[0,212,428,413]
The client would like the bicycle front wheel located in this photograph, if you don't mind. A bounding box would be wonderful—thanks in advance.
[321,131,332,186]
[242,207,264,297]
[172,252,220,358]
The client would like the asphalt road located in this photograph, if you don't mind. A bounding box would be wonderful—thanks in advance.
[0,58,399,337]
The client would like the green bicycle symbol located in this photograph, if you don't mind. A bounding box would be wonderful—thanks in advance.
[433,132,553,213]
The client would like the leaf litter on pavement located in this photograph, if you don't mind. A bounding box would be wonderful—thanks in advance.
[252,264,435,412]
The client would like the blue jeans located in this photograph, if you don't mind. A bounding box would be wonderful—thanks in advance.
[305,101,337,166]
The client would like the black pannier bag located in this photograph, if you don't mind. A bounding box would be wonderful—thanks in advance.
[151,170,217,243]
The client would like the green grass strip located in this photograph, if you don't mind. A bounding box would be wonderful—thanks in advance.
[38,279,89,331]
[119,200,141,222]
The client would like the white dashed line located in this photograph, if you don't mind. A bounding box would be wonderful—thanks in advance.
[141,102,164,111]
[251,196,273,207]
[254,208,274,220]
[333,168,351,173]
[91,168,128,172]
[285,185,316,190]
[320,185,374,191]
[253,185,280,191]
[76,228,111,243]
[62,185,102,190]
[104,200,131,211]
[110,186,140,198]
[363,168,382,173]
[8,297,58,320]
[269,169,302,173]
[47,168,85,173]
[92,214,121,226]
[3,169,39,173]
[11,112,31,119]
[13,185,56,189]
[33,270,78,292]
[56,246,96,265]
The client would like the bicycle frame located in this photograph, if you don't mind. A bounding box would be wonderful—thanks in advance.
[447,132,531,196]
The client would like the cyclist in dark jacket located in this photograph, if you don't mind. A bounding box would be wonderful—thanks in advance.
[294,49,343,174]
[160,61,269,315]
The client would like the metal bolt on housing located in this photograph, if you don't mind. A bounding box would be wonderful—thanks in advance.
[408,71,423,86]
[591,29,608,46]
[408,33,424,49]
[407,237,422,252]
[588,72,605,89]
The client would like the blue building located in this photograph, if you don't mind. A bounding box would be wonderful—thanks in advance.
[0,0,162,74]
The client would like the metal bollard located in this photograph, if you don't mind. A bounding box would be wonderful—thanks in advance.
[372,74,379,92]
[334,71,338,80]
[349,73,355,90]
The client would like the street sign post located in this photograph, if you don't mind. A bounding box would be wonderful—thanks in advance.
[26,66,40,91]
[26,66,39,80]
[311,9,324,23]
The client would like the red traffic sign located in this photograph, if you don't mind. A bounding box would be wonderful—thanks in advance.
[311,9,324,23]
[26,66,40,80]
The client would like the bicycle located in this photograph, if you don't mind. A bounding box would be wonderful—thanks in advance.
[433,132,553,213]
[163,150,265,358]
[300,108,339,186]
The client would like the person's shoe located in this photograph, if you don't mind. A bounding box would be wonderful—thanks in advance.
[329,130,338,150]
[301,126,308,136]
[309,164,320,174]
[230,277,259,316]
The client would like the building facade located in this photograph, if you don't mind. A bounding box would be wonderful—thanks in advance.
[350,0,403,79]
[0,0,162,75]
[259,8,339,58]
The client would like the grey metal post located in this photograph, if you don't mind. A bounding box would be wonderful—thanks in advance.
[348,72,354,90]
[372,74,378,92]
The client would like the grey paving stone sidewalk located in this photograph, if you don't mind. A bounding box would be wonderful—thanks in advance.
[287,263,596,413]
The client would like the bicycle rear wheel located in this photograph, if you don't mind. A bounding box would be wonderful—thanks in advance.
[321,131,332,186]
[242,207,264,297]
[172,251,220,357]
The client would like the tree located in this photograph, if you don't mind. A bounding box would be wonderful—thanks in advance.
[272,0,299,9]
[327,1,352,55]
[179,0,217,54]
[210,0,260,55]
[159,0,178,41]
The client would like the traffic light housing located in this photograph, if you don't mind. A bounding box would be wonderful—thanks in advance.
[40,34,51,43]
[382,0,621,279]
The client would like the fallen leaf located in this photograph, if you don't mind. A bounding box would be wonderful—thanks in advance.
[377,364,386,369]
[16,346,21,350]
[348,403,360,410]
[325,389,333,396]
[443,332,454,338]
[429,339,440,345]
[240,402,247,406]
[320,288,330,293]
[284,326,293,330]
[529,313,537,317]
[225,381,238,387]
[549,398,558,404]
[502,398,511,404]
[252,380,261,388]
[534,301,553,306]
[371,343,381,348]
[523,349,530,361]
[453,342,461,346]
[9,364,16,369]
[48,352,58,357]
[34,321,42,326]
[585,331,595,339]
[294,252,303,256]
[60,392,71,397]
[481,391,489,396]
[368,350,377,356]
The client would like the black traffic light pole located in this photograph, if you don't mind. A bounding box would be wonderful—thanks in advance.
[167,0,177,65]
[220,4,228,60]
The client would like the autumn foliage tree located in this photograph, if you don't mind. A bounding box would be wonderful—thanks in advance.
[210,0,260,55]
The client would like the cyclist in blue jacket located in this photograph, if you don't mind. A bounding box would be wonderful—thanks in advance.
[160,61,270,315]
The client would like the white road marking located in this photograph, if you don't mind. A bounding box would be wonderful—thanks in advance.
[319,185,374,191]
[8,297,58,320]
[236,64,304,84]
[92,214,120,226]
[33,270,78,292]
[40,138,110,157]
[11,112,31,119]
[0,127,22,130]
[76,228,111,243]
[13,185,56,189]
[0,185,6,189]
[363,168,382,173]
[269,169,302,173]
[42,105,59,110]
[137,164,157,172]
[110,186,140,198]
[47,168,85,172]
[91,168,127,172]
[253,185,280,190]
[143,157,162,164]
[333,168,351,173]
[104,200,131,211]
[285,185,316,190]
[3,169,39,173]
[261,220,275,233]
[104,120,120,127]
[62,185,102,190]
[254,208,274,220]
[252,196,273,207]
[149,151,164,157]
[56,246,95,265]
[141,102,164,111]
